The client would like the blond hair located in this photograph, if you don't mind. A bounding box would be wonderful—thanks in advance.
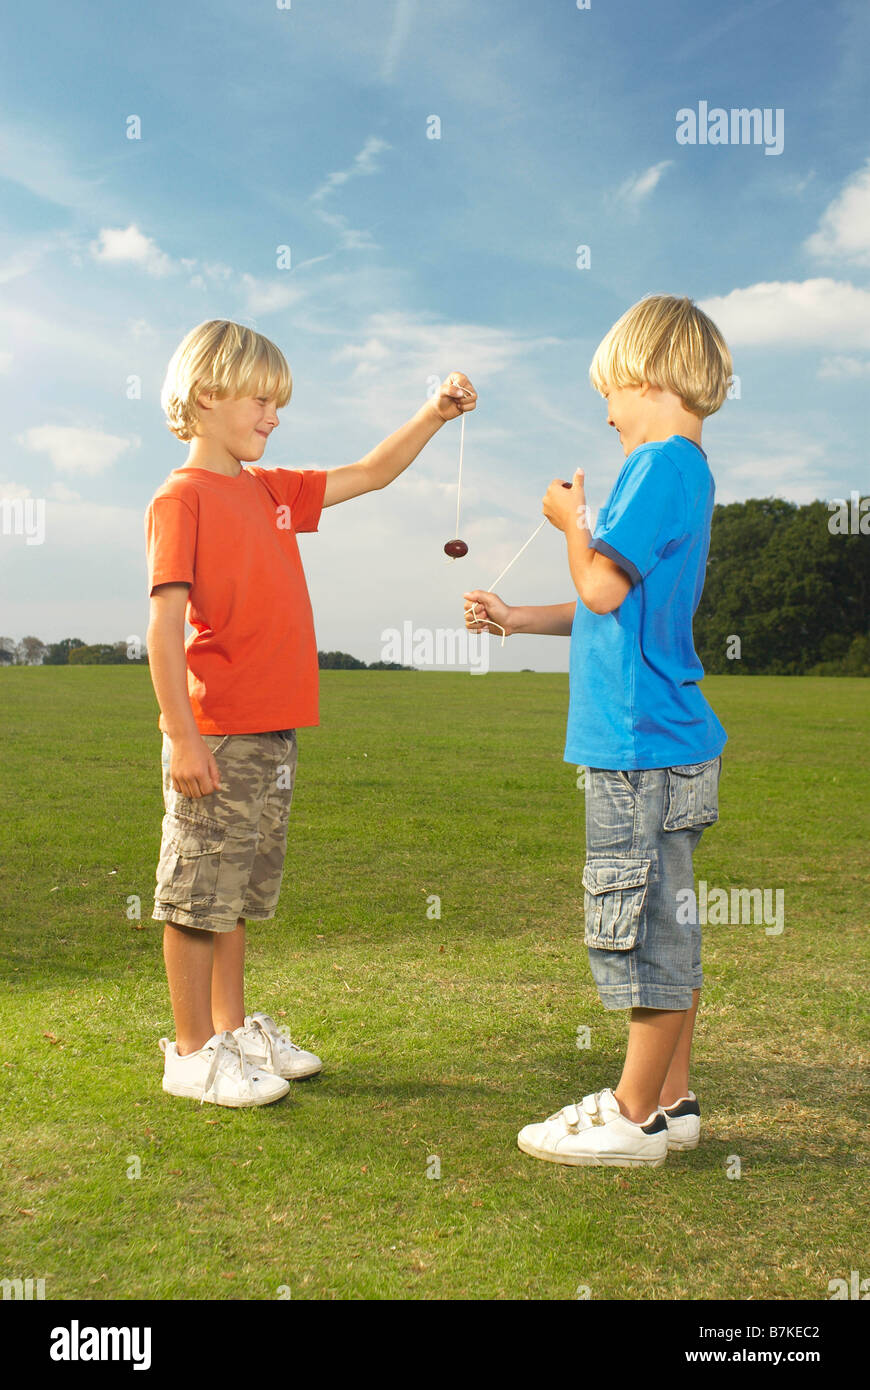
[589,294,733,418]
[160,320,293,441]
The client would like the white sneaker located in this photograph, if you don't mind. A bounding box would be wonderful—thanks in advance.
[233,1012,323,1080]
[517,1087,669,1167]
[659,1091,701,1150]
[159,1031,290,1107]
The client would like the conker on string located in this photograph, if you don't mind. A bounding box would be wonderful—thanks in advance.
[444,539,468,558]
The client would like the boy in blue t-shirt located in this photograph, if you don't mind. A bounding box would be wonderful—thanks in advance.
[464,293,732,1167]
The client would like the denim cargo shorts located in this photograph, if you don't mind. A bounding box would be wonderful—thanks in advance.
[582,757,722,1010]
[153,730,298,933]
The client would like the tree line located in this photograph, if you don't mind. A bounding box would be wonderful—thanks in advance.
[0,637,409,671]
[0,637,146,666]
[2,498,867,675]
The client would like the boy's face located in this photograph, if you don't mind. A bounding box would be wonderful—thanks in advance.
[198,391,281,462]
[602,383,646,457]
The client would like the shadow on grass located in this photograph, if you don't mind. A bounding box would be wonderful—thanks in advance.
[199,1067,866,1169]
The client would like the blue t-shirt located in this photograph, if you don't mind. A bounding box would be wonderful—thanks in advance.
[564,434,726,770]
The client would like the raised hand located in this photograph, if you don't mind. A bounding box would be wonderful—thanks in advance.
[432,372,478,422]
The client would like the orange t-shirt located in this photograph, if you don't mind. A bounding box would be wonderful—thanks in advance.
[145,465,327,734]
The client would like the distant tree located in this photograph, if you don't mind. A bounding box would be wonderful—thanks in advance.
[68,643,122,665]
[318,650,413,670]
[808,633,870,676]
[66,641,148,665]
[695,496,869,675]
[112,640,148,664]
[317,650,367,670]
[17,635,47,666]
[0,637,16,665]
[43,637,87,666]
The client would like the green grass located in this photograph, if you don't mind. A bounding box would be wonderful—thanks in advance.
[0,668,867,1300]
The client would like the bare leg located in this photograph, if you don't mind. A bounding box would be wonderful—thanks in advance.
[163,922,215,1056]
[211,917,246,1034]
[659,987,701,1107]
[613,1006,688,1123]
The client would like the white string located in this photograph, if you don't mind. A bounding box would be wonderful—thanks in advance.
[447,375,556,647]
[447,376,473,553]
[455,412,465,537]
[464,518,549,648]
[467,601,506,646]
[486,519,547,591]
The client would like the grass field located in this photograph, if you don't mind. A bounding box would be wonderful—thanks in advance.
[0,667,867,1301]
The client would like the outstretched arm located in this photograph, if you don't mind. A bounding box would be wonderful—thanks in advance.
[464,591,576,637]
[509,601,577,635]
[322,373,477,507]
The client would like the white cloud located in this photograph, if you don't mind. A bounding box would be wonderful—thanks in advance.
[700,278,870,349]
[323,310,564,451]
[0,491,151,640]
[817,354,870,379]
[16,426,139,476]
[0,350,12,373]
[331,337,393,374]
[381,0,415,81]
[613,161,673,206]
[0,243,46,284]
[0,304,123,371]
[331,310,561,383]
[714,434,831,506]
[90,224,174,277]
[805,158,870,266]
[239,273,305,317]
[83,217,329,319]
[0,120,103,211]
[47,481,82,502]
[312,210,379,251]
[309,137,391,250]
[0,478,33,501]
[311,136,391,203]
[778,170,816,197]
[671,0,790,62]
[182,258,234,285]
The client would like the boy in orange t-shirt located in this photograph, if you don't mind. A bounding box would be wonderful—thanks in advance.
[146,319,476,1107]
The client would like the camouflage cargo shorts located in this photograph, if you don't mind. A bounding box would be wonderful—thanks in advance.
[153,729,298,933]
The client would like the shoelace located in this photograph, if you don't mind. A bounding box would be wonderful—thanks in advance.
[200,1031,256,1105]
[249,1014,299,1070]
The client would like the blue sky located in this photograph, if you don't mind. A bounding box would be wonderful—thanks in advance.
[1,0,868,669]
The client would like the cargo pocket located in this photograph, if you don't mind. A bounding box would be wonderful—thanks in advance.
[157,812,225,912]
[662,757,721,832]
[582,857,651,951]
[201,735,229,756]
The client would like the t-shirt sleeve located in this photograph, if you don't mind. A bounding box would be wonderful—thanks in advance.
[292,468,327,533]
[589,448,686,587]
[253,467,327,533]
[145,494,197,595]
